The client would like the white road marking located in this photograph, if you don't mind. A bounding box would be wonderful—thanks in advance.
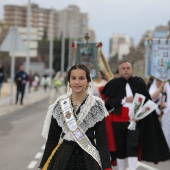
[27,146,45,169]
[125,161,159,170]
[137,162,159,170]
[35,152,43,159]
[41,145,45,150]
[27,161,37,169]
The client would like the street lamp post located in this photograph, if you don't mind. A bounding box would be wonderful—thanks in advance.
[68,36,72,70]
[10,27,17,104]
[168,21,170,38]
[49,9,54,86]
[25,0,31,94]
[61,11,66,75]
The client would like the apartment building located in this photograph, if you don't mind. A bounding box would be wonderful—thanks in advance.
[153,25,168,38]
[3,3,90,41]
[57,5,88,40]
[87,27,96,42]
[3,3,59,40]
[109,33,133,60]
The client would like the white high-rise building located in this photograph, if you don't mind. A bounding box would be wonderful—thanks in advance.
[109,34,133,60]
[87,27,96,42]
[57,5,88,40]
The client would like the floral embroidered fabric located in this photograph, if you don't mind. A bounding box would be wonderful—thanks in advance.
[53,95,108,141]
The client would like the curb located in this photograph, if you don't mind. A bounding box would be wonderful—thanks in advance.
[0,89,50,117]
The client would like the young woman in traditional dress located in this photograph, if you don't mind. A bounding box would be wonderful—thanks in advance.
[39,64,112,170]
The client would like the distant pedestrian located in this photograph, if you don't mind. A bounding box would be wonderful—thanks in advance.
[0,64,5,97]
[15,65,29,105]
[93,70,108,91]
[32,72,40,91]
[41,74,51,92]
[28,71,33,92]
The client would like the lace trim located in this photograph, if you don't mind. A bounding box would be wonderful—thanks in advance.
[53,95,108,141]
[41,94,70,139]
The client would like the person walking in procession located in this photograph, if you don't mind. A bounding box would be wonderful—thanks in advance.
[39,64,112,170]
[101,61,170,170]
[149,78,170,150]
[15,65,29,105]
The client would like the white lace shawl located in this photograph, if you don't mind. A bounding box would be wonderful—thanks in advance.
[41,94,108,141]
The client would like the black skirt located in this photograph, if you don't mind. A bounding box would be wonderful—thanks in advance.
[47,140,101,170]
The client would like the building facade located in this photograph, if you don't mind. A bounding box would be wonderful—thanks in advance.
[87,27,96,42]
[57,5,88,40]
[3,3,59,40]
[3,3,90,41]
[109,33,133,60]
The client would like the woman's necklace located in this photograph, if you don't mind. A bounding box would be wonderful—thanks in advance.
[74,103,78,108]
[70,97,79,110]
[71,94,88,110]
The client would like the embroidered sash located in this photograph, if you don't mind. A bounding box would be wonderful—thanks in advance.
[59,97,102,168]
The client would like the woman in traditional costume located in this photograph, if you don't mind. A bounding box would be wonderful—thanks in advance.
[93,70,108,91]
[39,64,112,170]
[149,78,170,150]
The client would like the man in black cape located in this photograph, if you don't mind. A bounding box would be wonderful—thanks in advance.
[101,61,170,170]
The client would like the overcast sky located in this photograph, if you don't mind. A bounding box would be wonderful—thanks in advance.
[1,0,170,56]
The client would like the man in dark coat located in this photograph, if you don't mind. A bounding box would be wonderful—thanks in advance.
[101,61,170,170]
[15,65,29,105]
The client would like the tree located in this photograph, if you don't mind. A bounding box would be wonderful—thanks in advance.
[107,40,146,78]
[108,54,119,74]
[38,38,70,72]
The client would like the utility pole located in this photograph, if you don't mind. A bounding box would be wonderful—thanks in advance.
[68,37,72,70]
[25,0,31,94]
[61,11,66,75]
[168,21,170,38]
[49,9,54,85]
[10,28,17,104]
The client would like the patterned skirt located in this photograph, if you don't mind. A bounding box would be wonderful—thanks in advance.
[47,140,101,170]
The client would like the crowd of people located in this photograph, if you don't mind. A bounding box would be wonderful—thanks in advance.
[0,63,67,105]
[101,61,170,170]
[38,62,170,170]
[1,61,170,170]
[14,65,54,105]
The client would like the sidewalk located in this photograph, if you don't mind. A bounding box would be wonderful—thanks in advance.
[0,83,50,117]
[0,82,12,99]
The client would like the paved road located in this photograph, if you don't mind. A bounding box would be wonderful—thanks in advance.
[0,98,169,170]
[0,98,48,170]
[113,160,170,170]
